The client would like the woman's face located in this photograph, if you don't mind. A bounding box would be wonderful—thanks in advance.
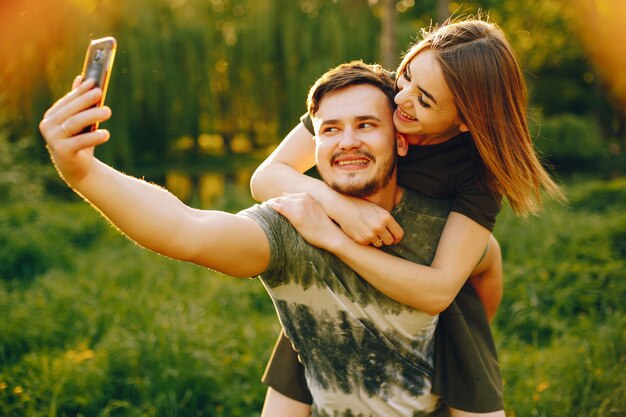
[393,49,468,145]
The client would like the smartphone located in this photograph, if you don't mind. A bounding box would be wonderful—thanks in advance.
[80,36,117,133]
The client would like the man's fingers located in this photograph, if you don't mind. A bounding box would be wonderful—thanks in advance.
[57,88,104,128]
[65,130,110,153]
[60,106,111,137]
[45,79,96,118]
[71,75,83,90]
[41,88,103,140]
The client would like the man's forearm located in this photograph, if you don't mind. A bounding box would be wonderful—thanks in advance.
[71,158,199,260]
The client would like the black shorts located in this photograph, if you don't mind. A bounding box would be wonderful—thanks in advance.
[261,281,503,412]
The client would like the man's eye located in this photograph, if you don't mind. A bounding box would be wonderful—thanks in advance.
[358,123,374,129]
[322,127,338,133]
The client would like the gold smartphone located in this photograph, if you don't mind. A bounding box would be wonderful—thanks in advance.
[80,36,117,132]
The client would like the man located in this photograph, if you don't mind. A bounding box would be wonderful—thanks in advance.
[40,61,450,416]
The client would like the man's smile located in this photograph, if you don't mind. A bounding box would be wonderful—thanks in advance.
[331,153,374,170]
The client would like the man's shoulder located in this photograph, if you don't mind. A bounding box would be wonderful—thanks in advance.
[238,203,314,275]
[239,202,280,223]
[239,203,299,245]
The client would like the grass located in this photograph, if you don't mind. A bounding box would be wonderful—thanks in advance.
[493,176,626,416]
[0,199,278,417]
[1,176,625,416]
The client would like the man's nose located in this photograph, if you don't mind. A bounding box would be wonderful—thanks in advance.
[339,127,361,149]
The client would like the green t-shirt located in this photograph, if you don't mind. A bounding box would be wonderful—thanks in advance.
[241,189,451,417]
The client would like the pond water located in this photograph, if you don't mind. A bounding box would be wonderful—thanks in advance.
[146,166,258,212]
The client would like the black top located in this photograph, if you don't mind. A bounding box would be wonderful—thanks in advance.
[301,113,502,230]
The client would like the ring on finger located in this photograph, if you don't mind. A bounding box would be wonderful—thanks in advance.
[373,238,383,248]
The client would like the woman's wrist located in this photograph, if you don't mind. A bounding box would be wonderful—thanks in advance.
[310,182,349,220]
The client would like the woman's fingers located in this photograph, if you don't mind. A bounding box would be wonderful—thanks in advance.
[370,228,393,248]
[385,218,404,244]
[368,215,403,247]
[270,193,404,249]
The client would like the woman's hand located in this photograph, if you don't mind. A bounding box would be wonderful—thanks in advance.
[321,193,404,247]
[266,193,351,252]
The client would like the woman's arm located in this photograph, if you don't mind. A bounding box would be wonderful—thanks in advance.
[329,212,491,315]
[468,235,504,322]
[251,122,404,245]
[267,194,490,315]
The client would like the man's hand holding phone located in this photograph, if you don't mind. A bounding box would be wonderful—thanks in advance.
[39,37,116,187]
[39,78,111,186]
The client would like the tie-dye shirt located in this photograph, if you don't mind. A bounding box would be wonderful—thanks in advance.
[241,189,451,417]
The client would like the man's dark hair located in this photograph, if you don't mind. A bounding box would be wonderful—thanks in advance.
[306,61,396,116]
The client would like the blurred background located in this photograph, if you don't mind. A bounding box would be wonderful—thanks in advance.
[0,1,624,416]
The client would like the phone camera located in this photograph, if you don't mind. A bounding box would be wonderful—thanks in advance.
[93,49,104,62]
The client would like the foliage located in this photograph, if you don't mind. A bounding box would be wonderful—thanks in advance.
[2,0,618,169]
[0,125,57,203]
[1,0,384,169]
[0,201,108,282]
[498,315,625,417]
[567,176,626,214]
[531,113,607,169]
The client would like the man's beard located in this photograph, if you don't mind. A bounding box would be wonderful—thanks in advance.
[324,151,397,198]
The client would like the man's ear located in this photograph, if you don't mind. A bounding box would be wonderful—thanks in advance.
[396,132,409,157]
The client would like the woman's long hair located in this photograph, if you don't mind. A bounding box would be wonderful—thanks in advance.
[397,17,565,216]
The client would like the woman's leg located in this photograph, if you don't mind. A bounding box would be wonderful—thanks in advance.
[260,387,311,417]
[449,407,505,417]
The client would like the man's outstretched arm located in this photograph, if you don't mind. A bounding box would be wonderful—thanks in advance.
[39,78,269,278]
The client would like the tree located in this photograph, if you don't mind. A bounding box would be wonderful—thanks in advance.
[379,0,398,69]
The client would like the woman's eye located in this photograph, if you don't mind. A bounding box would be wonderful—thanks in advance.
[402,70,411,82]
[418,95,431,108]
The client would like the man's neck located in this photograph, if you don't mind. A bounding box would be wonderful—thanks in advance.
[364,183,404,212]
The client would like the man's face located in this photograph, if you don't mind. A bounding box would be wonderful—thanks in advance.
[312,84,399,198]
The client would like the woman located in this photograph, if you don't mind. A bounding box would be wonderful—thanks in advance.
[251,16,564,417]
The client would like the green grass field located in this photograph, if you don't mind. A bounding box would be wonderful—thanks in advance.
[1,177,625,416]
